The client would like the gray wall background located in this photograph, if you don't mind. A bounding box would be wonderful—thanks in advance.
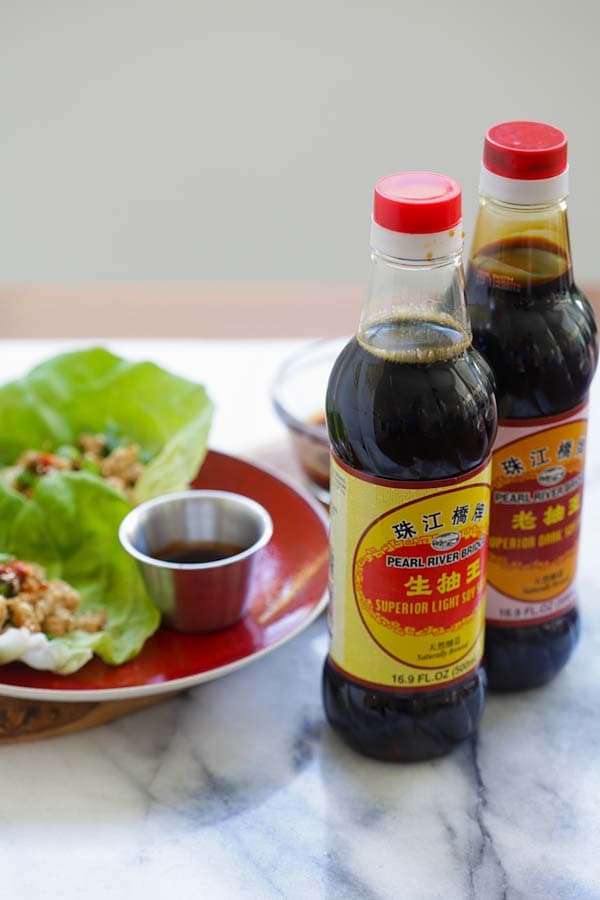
[1,0,598,285]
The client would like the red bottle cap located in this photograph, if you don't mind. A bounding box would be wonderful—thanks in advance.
[483,121,568,181]
[373,172,462,234]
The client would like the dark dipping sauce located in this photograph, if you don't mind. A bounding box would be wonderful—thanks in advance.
[323,317,497,762]
[152,540,246,565]
[467,237,598,690]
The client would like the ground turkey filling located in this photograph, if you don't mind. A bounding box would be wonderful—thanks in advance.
[7,432,145,499]
[0,560,106,638]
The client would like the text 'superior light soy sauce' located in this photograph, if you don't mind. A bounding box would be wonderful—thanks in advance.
[323,173,497,761]
[466,122,598,692]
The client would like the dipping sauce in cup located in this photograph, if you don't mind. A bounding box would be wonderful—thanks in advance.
[153,540,246,564]
[119,490,273,632]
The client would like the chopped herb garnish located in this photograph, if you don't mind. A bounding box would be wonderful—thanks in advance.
[16,468,38,491]
[81,458,101,475]
[57,444,81,463]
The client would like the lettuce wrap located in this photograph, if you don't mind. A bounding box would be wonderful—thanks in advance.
[0,348,214,673]
[0,347,213,502]
[0,473,161,674]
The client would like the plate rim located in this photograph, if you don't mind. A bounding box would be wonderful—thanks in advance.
[0,449,329,703]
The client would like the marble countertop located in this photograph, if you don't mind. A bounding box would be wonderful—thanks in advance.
[1,340,600,900]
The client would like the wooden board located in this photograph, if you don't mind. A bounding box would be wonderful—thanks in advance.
[0,693,170,744]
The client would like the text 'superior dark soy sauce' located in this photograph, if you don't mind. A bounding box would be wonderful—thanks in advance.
[153,541,245,564]
[466,121,598,691]
[323,172,497,763]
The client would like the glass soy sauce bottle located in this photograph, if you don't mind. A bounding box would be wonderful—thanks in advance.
[323,173,497,761]
[466,121,598,691]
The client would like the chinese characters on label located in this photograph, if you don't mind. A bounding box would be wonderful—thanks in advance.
[328,457,492,692]
[500,436,585,478]
[486,413,588,624]
[391,502,487,541]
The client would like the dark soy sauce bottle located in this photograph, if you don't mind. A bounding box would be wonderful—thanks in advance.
[323,173,497,761]
[467,121,598,691]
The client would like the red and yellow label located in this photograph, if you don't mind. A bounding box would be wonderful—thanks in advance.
[328,456,491,692]
[487,404,588,626]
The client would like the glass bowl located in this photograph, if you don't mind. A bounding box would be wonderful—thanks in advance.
[272,337,348,504]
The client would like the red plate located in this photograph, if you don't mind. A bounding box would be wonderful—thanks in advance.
[0,451,329,702]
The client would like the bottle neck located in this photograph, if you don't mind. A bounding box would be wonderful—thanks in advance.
[468,194,573,293]
[357,249,471,363]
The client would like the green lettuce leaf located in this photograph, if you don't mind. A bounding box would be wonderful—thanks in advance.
[0,347,213,502]
[0,347,213,673]
[0,473,161,673]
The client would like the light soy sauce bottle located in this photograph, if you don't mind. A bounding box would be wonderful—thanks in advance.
[323,173,497,761]
[466,122,598,691]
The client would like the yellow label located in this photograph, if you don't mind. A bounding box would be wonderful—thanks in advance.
[329,456,492,692]
[487,404,588,625]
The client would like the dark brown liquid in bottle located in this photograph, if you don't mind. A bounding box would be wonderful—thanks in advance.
[467,237,598,690]
[153,540,245,564]
[298,412,330,492]
[323,317,497,761]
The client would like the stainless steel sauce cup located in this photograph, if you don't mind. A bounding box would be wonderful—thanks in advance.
[119,490,273,632]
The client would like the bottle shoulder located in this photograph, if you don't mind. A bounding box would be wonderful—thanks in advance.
[469,282,596,337]
[326,338,497,481]
[327,337,495,398]
[468,284,598,418]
